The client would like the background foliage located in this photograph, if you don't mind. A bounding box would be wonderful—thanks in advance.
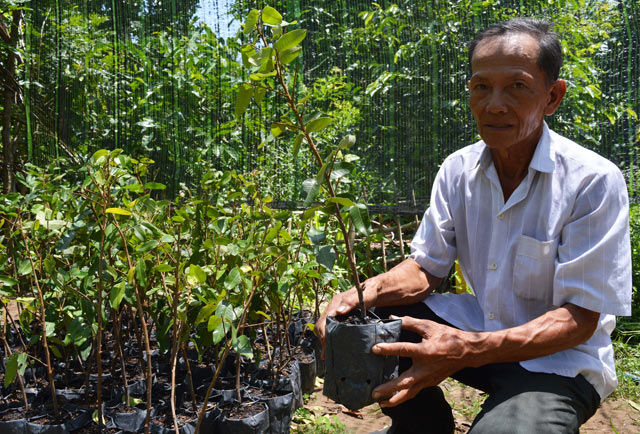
[1,0,638,206]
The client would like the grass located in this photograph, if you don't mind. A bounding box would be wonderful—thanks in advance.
[612,337,640,401]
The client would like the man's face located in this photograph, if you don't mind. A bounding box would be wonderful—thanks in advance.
[469,33,565,153]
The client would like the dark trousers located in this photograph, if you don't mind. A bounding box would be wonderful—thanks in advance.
[373,304,601,434]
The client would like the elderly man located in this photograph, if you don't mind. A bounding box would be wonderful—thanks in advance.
[316,18,631,434]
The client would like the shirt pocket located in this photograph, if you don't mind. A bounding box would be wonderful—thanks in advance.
[512,235,558,304]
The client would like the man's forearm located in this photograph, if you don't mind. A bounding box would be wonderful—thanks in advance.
[372,258,443,307]
[457,303,599,367]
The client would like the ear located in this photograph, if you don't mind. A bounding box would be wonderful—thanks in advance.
[544,79,567,116]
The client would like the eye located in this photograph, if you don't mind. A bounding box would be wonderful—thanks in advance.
[473,83,488,91]
[513,82,527,89]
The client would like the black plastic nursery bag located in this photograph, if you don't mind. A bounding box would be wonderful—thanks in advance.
[323,315,402,411]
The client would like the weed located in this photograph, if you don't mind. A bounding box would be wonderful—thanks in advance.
[612,339,640,401]
[292,408,350,434]
[444,379,486,422]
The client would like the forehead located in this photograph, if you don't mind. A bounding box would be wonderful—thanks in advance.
[471,33,543,78]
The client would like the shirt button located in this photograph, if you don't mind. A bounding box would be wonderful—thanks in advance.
[490,263,498,270]
[488,313,495,320]
[498,214,504,220]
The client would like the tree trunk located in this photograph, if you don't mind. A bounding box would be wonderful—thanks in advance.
[1,10,20,194]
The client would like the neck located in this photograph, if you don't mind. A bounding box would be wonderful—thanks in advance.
[490,135,540,202]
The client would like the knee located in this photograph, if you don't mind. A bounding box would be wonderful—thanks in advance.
[469,394,581,434]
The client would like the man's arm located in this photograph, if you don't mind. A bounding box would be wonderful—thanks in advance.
[371,303,599,407]
[314,258,443,347]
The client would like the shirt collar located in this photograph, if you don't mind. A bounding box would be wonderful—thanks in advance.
[471,122,556,173]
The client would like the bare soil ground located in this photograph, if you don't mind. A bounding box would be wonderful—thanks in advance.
[304,378,640,433]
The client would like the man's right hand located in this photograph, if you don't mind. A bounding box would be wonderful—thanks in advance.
[314,258,440,359]
[314,275,382,358]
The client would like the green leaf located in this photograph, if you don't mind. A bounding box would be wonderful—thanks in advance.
[235,83,254,118]
[127,266,136,284]
[123,183,144,193]
[256,311,271,320]
[303,179,321,207]
[136,240,159,254]
[16,353,27,377]
[4,353,18,387]
[91,149,109,164]
[50,344,62,359]
[326,196,355,207]
[302,205,322,220]
[233,335,253,360]
[211,317,226,344]
[154,264,173,273]
[317,245,336,270]
[17,260,32,276]
[243,9,259,34]
[306,117,334,133]
[188,264,207,285]
[45,321,55,338]
[308,228,326,245]
[254,87,267,104]
[122,396,145,406]
[330,162,355,180]
[292,133,304,158]
[348,204,371,236]
[110,282,126,310]
[249,71,277,82]
[274,29,307,53]
[216,301,238,321]
[279,46,302,64]
[262,6,282,26]
[196,302,218,325]
[338,134,356,149]
[628,399,640,412]
[271,123,285,138]
[136,260,147,289]
[144,182,166,190]
[106,208,132,216]
[224,267,242,290]
[80,344,92,361]
[248,47,273,68]
[208,315,222,332]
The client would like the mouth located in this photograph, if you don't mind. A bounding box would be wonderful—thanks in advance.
[484,123,514,130]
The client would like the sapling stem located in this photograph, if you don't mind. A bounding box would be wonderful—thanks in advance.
[113,308,130,407]
[194,278,261,434]
[18,216,59,416]
[182,345,198,411]
[255,25,367,320]
[112,218,153,434]
[170,226,183,434]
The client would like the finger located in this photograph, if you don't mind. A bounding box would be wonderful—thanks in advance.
[371,371,416,400]
[335,290,360,315]
[378,385,421,408]
[371,341,423,358]
[391,315,433,335]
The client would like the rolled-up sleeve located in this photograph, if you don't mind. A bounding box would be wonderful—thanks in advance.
[411,162,457,278]
[553,167,632,316]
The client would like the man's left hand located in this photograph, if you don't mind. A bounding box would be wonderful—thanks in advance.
[370,315,467,407]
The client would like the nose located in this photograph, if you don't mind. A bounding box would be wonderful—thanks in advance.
[486,90,508,114]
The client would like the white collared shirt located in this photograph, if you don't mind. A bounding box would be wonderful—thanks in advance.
[410,123,632,401]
